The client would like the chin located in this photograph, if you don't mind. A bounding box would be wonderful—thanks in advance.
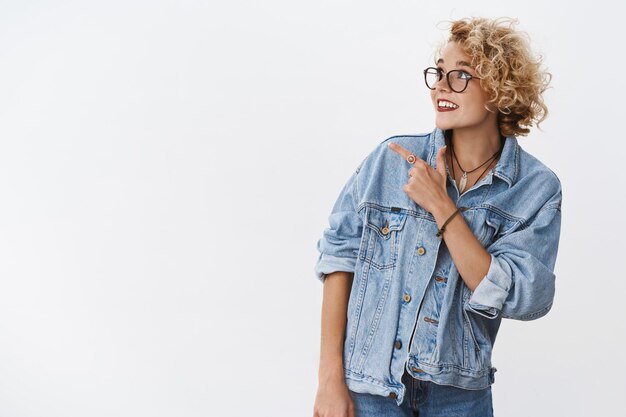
[434,118,455,131]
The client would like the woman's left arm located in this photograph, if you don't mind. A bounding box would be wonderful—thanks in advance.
[389,142,562,321]
[432,191,562,321]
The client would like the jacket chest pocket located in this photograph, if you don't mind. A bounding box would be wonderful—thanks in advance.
[359,206,407,270]
[472,208,518,247]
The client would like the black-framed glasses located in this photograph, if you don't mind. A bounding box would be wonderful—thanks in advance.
[423,67,481,93]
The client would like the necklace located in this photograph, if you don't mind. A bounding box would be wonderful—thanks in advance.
[449,137,504,193]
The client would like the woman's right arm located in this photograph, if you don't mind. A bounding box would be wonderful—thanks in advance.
[313,271,356,417]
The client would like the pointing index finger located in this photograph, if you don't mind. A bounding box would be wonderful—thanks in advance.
[388,142,423,165]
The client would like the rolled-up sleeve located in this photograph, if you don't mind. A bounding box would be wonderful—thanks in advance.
[465,191,562,321]
[314,167,364,284]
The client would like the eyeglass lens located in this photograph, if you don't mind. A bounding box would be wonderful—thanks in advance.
[424,68,470,93]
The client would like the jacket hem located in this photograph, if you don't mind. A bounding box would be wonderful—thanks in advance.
[343,363,497,407]
[344,368,407,406]
[407,360,497,390]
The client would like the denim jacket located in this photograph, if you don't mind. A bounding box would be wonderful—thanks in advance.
[314,127,562,405]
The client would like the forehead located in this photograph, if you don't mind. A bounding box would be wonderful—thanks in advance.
[436,41,473,67]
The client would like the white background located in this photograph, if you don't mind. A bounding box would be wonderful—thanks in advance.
[0,1,624,416]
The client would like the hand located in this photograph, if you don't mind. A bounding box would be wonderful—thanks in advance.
[387,142,450,215]
[313,379,355,417]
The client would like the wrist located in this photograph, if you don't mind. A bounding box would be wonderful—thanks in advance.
[318,361,345,384]
[432,198,457,225]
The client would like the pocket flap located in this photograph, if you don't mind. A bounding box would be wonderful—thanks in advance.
[365,206,407,237]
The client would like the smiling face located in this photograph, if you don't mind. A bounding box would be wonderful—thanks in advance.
[430,41,498,135]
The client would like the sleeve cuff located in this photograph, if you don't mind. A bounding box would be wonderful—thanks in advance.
[465,254,512,319]
[314,254,357,283]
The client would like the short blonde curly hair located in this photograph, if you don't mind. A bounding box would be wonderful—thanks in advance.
[437,17,551,137]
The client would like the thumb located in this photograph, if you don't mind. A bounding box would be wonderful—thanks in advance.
[436,145,447,180]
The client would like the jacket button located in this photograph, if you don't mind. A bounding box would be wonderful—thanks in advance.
[394,340,402,349]
[381,226,389,235]
[403,293,411,302]
[417,247,425,255]
[389,392,398,399]
[434,276,447,283]
[411,366,423,373]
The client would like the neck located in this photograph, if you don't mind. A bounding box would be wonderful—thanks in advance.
[447,126,502,169]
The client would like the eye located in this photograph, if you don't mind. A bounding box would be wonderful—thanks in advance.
[454,70,472,80]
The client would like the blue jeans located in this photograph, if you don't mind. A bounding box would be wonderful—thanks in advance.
[349,369,494,417]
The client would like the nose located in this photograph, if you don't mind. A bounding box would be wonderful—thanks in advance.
[434,74,450,92]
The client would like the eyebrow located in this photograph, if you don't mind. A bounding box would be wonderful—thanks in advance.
[436,58,473,68]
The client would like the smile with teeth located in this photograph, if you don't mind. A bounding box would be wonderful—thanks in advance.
[438,100,459,109]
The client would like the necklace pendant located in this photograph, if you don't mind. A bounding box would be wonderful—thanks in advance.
[459,171,468,193]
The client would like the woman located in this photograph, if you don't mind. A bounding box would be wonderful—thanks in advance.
[312,17,561,417]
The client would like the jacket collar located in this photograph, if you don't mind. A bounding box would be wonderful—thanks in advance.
[429,127,519,188]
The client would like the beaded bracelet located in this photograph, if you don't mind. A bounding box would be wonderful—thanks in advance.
[436,207,469,238]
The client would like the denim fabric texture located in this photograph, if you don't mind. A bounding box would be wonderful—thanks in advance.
[349,368,493,416]
[314,127,562,406]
